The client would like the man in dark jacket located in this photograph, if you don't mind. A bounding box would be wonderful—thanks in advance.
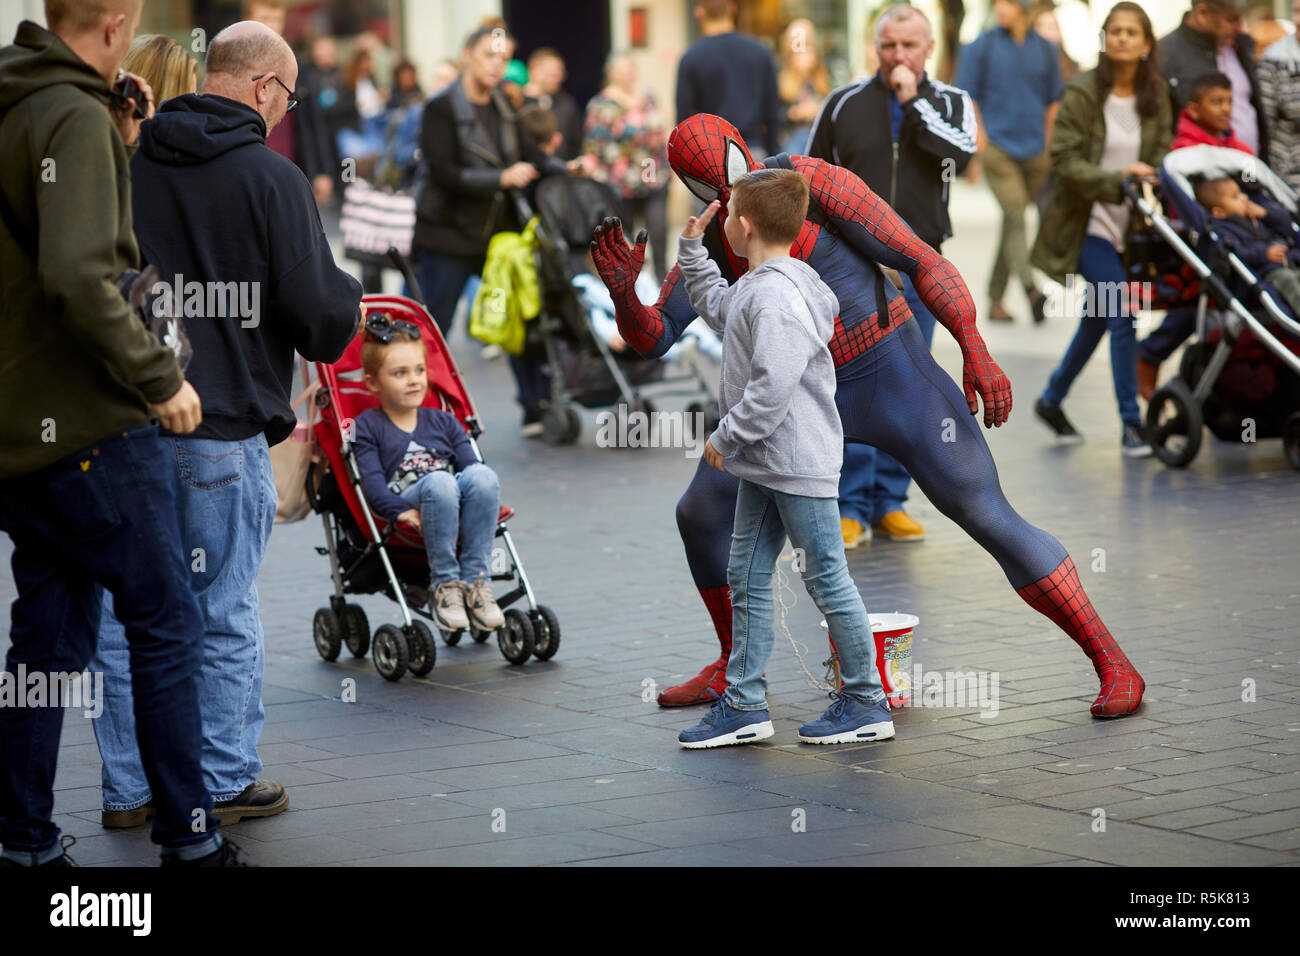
[90,19,362,831]
[0,1,235,867]
[676,0,782,156]
[1159,0,1268,159]
[809,2,976,547]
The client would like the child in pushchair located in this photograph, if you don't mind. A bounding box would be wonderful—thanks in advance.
[308,289,561,681]
[352,312,505,636]
[1124,144,1300,468]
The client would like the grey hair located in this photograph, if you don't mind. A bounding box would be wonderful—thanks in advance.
[604,49,633,76]
[874,3,933,43]
[205,20,293,80]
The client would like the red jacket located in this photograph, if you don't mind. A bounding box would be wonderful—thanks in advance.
[1171,109,1254,153]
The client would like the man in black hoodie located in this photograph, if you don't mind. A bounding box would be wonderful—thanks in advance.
[91,20,362,829]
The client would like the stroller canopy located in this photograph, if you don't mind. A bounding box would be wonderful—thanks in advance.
[1160,145,1299,234]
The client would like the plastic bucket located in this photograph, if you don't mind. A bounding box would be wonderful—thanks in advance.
[819,612,916,709]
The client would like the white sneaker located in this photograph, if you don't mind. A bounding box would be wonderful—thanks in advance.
[431,580,469,631]
[463,577,505,630]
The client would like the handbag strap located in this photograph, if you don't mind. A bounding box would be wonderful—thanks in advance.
[291,358,319,423]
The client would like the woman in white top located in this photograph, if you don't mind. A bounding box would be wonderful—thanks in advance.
[1029,1,1172,457]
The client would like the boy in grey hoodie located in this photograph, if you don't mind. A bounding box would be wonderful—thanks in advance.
[675,169,894,749]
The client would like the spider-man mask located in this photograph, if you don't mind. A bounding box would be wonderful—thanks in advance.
[668,114,759,206]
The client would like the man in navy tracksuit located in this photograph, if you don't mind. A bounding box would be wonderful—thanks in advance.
[808,2,976,548]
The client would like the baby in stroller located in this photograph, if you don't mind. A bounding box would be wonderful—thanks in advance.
[352,312,506,634]
[1194,176,1300,316]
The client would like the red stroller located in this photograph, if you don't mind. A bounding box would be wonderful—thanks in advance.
[305,261,560,681]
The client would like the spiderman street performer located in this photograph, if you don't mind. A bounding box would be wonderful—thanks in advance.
[590,114,1145,718]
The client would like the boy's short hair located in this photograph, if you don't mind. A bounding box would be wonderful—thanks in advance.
[518,103,557,149]
[46,0,140,34]
[1194,175,1235,210]
[730,169,809,246]
[1189,70,1232,103]
[361,329,425,378]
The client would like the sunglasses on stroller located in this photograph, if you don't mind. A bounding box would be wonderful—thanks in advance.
[364,311,422,343]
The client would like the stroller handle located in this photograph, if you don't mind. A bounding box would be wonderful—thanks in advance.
[386,246,425,306]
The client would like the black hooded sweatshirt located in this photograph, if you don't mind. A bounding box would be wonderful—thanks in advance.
[131,93,361,445]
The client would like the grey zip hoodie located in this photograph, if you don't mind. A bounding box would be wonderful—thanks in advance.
[677,234,843,497]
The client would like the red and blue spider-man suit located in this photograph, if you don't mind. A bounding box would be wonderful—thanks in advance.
[590,113,1144,718]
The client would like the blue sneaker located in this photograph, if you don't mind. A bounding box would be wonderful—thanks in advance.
[798,692,895,745]
[678,696,774,749]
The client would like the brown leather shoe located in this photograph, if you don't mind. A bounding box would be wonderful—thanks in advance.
[211,779,288,824]
[101,801,155,829]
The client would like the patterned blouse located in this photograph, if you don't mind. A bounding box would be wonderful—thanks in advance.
[582,89,671,199]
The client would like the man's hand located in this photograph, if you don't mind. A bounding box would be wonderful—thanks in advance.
[682,200,720,240]
[500,162,539,189]
[961,340,1013,428]
[1267,243,1287,263]
[313,174,333,205]
[889,64,919,104]
[109,71,155,146]
[396,508,422,532]
[150,381,202,434]
[703,437,726,472]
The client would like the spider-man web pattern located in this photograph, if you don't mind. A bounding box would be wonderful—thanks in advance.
[591,114,1143,717]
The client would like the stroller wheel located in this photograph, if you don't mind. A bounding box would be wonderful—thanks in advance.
[1146,379,1203,467]
[497,608,536,665]
[441,627,464,646]
[372,624,409,682]
[313,608,342,662]
[542,403,581,445]
[341,604,370,658]
[471,628,491,644]
[1284,412,1300,470]
[529,605,561,661]
[406,621,436,677]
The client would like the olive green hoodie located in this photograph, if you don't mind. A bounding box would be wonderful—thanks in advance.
[0,20,183,478]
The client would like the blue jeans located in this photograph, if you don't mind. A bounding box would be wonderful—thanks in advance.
[0,426,217,856]
[399,463,499,585]
[92,434,276,808]
[726,479,885,711]
[1040,236,1142,427]
[839,276,937,526]
[409,248,483,337]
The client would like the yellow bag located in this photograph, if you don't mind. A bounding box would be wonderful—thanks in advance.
[470,216,540,355]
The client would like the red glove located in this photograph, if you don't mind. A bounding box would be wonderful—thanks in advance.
[590,218,664,355]
[953,323,1013,428]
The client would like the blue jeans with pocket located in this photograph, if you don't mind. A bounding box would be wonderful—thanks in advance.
[92,434,276,808]
[1040,235,1142,427]
[838,274,937,526]
[726,479,885,711]
[0,425,217,858]
[399,463,499,586]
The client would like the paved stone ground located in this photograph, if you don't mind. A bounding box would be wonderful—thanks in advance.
[3,184,1298,866]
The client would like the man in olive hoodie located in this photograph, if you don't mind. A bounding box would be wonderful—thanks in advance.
[0,1,239,866]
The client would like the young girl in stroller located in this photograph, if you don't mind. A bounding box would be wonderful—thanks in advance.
[352,312,506,634]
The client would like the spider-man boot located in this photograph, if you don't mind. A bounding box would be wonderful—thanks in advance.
[657,585,732,706]
[1017,557,1145,717]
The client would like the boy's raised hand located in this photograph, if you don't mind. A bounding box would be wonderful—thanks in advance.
[682,200,721,240]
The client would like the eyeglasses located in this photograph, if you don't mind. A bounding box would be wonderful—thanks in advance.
[364,312,422,343]
[251,73,297,112]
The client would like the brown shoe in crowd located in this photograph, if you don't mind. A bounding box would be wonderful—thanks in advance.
[1136,357,1159,401]
[211,779,288,824]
